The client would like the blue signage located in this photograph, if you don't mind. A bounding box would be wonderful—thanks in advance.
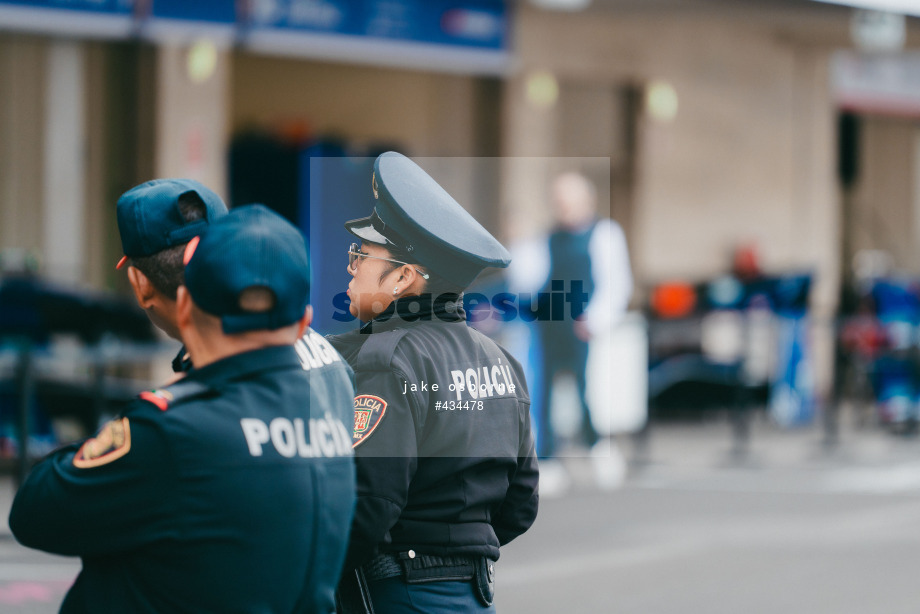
[0,0,509,71]
[0,0,135,38]
[246,0,507,51]
[150,0,235,24]
[0,0,133,14]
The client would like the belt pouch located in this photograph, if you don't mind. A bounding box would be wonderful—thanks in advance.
[474,558,495,607]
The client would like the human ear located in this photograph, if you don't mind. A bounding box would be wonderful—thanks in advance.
[399,265,416,285]
[296,305,313,337]
[175,286,193,332]
[126,266,157,309]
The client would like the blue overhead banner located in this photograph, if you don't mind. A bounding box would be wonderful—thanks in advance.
[242,0,511,74]
[245,0,507,50]
[0,0,132,13]
[0,0,510,73]
[140,0,237,43]
[149,0,235,24]
[0,0,135,37]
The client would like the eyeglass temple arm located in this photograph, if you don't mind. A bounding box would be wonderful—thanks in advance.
[349,249,430,280]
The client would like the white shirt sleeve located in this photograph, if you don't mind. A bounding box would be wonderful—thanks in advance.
[507,237,550,295]
[583,219,632,336]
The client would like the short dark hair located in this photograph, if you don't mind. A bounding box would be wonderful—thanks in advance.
[376,260,401,286]
[421,270,465,297]
[378,246,466,297]
[129,193,207,300]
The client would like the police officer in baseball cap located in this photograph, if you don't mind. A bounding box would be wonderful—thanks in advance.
[115,178,228,371]
[11,205,357,613]
[330,152,539,613]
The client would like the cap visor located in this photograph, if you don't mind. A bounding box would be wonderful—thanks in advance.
[344,216,390,246]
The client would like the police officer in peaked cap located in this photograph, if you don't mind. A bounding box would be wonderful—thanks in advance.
[330,152,539,613]
[11,205,357,614]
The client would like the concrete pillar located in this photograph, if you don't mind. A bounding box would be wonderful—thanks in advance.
[155,43,230,196]
[420,76,481,222]
[0,35,45,264]
[790,48,838,314]
[42,40,87,284]
[790,47,839,399]
[500,72,560,242]
[83,42,112,290]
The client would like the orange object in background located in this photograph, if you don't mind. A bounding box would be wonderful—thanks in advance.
[651,282,697,319]
[276,119,313,147]
[732,243,762,282]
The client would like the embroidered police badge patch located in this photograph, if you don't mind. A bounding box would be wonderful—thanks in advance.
[353,395,387,447]
[73,418,132,469]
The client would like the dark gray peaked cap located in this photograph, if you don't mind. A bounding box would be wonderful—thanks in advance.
[344,151,511,288]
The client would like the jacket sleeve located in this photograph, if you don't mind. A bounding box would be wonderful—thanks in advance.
[344,367,419,571]
[492,399,539,546]
[8,407,175,557]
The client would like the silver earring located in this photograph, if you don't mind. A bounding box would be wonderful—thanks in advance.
[393,287,399,295]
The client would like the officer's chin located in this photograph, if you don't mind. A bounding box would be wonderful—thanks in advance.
[148,309,181,341]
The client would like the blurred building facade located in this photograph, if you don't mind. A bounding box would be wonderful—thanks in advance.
[2,1,920,395]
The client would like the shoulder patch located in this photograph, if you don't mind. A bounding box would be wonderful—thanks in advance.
[355,329,409,372]
[136,380,212,412]
[73,418,132,469]
[139,389,173,411]
[353,395,387,447]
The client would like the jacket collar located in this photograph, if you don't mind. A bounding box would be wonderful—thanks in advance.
[183,345,302,387]
[359,292,466,334]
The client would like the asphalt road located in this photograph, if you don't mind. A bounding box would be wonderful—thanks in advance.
[3,421,920,613]
[496,486,920,614]
[0,536,76,612]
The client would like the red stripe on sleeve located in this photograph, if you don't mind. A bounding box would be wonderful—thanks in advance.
[139,391,169,411]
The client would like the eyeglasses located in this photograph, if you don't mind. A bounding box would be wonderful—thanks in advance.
[348,243,430,280]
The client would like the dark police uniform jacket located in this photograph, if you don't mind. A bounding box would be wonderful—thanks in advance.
[9,336,356,614]
[328,296,539,571]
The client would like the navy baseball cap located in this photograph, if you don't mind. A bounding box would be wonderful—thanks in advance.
[344,152,511,288]
[116,178,228,269]
[183,205,310,334]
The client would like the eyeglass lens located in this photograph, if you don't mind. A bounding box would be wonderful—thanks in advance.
[348,243,359,269]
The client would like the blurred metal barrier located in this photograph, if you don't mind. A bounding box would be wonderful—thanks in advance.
[832,306,920,437]
[0,272,161,486]
[643,303,819,464]
[640,298,920,467]
[1,339,176,488]
[14,341,33,488]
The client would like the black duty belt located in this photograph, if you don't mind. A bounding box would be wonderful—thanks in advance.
[362,551,497,607]
[363,552,484,584]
